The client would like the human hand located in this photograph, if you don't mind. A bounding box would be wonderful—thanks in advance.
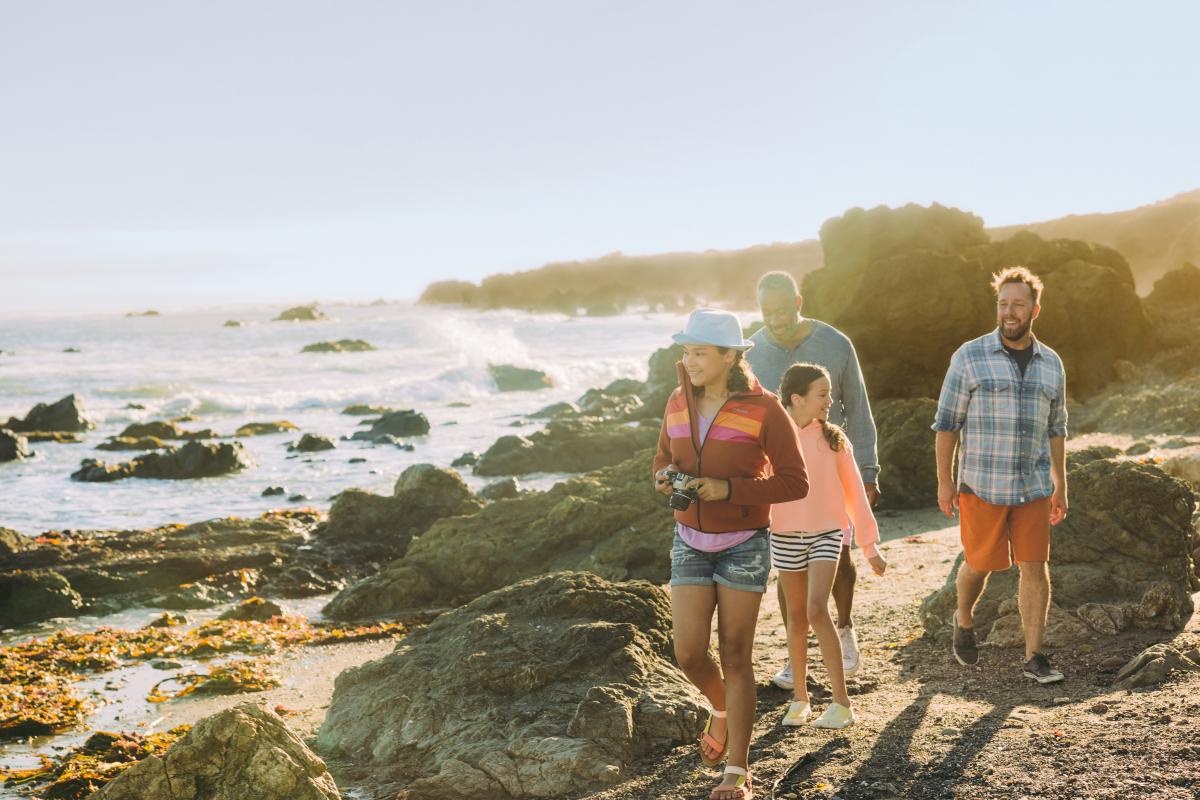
[938,481,959,518]
[867,553,887,576]
[654,466,675,497]
[864,482,881,508]
[1050,487,1069,525]
[685,477,731,502]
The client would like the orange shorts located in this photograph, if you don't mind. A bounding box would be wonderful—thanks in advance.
[958,492,1050,572]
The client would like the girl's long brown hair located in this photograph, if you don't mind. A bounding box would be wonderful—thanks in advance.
[693,348,754,397]
[779,362,847,452]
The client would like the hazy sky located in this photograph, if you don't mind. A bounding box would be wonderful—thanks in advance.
[2,1,1198,312]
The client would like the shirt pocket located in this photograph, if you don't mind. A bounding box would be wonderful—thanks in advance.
[977,378,1015,415]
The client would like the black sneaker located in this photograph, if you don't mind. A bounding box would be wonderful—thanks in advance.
[1023,652,1065,684]
[952,611,978,666]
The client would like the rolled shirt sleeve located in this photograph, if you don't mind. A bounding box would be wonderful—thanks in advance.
[1048,367,1068,438]
[932,348,970,433]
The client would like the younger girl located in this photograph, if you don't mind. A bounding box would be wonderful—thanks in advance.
[772,363,887,729]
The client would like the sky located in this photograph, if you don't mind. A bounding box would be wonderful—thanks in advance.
[2,1,1198,313]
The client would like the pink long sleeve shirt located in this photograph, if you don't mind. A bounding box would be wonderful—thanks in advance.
[771,420,880,559]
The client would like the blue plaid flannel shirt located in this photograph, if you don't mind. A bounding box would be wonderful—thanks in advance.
[931,329,1067,506]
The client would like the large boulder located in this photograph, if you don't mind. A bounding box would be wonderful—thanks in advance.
[319,464,482,559]
[488,363,555,392]
[474,418,660,476]
[274,304,327,321]
[349,409,431,440]
[0,428,32,462]
[0,570,85,628]
[919,459,1197,647]
[93,703,340,800]
[323,450,667,620]
[3,394,94,433]
[873,398,938,509]
[802,205,1154,400]
[71,441,254,482]
[317,572,704,800]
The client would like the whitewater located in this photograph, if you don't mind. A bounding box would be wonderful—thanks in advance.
[0,302,705,535]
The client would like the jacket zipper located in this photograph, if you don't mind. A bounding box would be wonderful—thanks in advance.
[693,393,732,532]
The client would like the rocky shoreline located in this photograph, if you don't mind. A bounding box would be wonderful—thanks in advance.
[3,259,1200,798]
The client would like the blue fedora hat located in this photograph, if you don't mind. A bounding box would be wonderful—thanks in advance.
[671,308,754,351]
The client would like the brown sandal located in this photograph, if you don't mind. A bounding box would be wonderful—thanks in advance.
[699,709,727,767]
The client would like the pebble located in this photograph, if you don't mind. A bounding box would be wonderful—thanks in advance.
[1090,702,1109,714]
[1053,697,1070,705]
[1099,655,1125,669]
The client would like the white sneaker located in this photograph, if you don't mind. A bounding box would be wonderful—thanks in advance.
[781,700,812,726]
[838,625,861,676]
[811,702,855,729]
[771,663,794,690]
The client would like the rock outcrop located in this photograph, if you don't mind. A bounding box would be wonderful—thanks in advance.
[318,464,482,561]
[71,441,254,482]
[474,418,659,476]
[3,394,94,433]
[873,398,938,509]
[93,703,340,800]
[1,512,323,620]
[0,569,85,628]
[323,450,667,620]
[348,409,431,440]
[317,572,704,799]
[301,339,375,353]
[920,459,1197,647]
[801,205,1154,399]
[488,364,554,392]
[274,304,327,322]
[288,434,336,452]
[235,421,299,436]
[0,428,32,462]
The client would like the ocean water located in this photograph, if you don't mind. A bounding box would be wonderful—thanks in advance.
[0,302,706,535]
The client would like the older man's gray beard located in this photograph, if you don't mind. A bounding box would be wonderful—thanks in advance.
[999,318,1031,343]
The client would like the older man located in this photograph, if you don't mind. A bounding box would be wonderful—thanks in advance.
[746,271,880,688]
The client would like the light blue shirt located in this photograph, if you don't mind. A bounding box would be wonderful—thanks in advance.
[746,321,880,484]
[932,329,1068,506]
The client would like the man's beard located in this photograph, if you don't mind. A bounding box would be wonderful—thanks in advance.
[999,318,1031,342]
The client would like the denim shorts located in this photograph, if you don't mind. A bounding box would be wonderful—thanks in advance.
[670,529,771,593]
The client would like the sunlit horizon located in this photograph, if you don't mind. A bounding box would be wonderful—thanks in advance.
[2,1,1198,313]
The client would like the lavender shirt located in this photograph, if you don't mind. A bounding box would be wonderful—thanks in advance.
[677,413,759,552]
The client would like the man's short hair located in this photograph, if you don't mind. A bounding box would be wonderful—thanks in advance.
[757,271,800,297]
[991,266,1044,305]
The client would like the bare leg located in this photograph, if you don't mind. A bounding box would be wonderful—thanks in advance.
[955,560,990,628]
[805,559,849,707]
[776,579,788,634]
[713,583,764,793]
[777,569,810,703]
[831,544,856,628]
[1017,560,1050,660]
[671,584,725,757]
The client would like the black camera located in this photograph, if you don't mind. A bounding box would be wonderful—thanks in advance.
[665,469,698,511]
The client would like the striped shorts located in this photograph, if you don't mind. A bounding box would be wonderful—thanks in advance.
[770,529,844,572]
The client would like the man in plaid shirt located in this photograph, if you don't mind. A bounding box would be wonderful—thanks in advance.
[932,266,1069,684]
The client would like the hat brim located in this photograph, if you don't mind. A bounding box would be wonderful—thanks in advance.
[671,333,754,351]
